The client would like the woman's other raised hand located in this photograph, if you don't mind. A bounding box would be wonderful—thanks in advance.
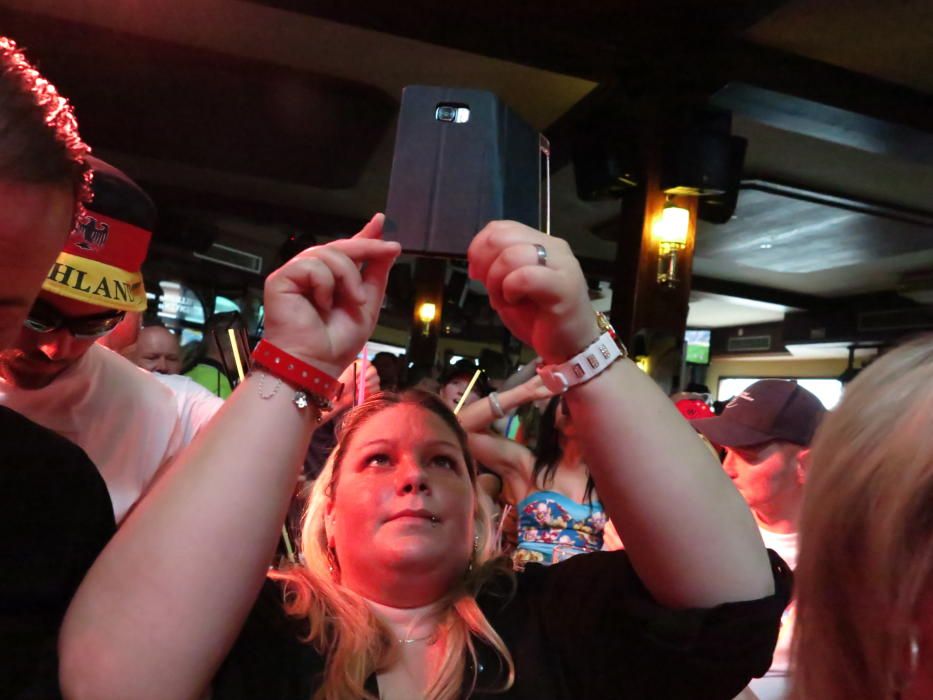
[467,221,598,364]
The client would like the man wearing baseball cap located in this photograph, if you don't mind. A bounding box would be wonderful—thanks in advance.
[691,379,826,700]
[0,156,215,523]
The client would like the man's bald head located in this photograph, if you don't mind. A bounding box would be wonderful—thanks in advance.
[132,326,181,374]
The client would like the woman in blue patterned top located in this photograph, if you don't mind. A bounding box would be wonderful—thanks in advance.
[467,391,607,568]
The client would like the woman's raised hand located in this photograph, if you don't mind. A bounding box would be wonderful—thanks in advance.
[520,374,555,403]
[262,214,400,378]
[468,221,599,364]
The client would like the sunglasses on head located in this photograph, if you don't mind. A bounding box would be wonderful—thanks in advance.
[23,297,125,339]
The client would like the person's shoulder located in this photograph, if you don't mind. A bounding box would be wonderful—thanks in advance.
[0,404,45,434]
[153,373,224,435]
[153,372,196,391]
[758,526,799,562]
[154,372,224,403]
[0,405,87,463]
[0,405,113,504]
[184,361,232,397]
[186,359,224,376]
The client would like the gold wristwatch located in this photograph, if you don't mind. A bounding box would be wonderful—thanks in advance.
[596,311,627,355]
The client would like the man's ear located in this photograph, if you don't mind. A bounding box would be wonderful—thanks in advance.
[796,447,811,485]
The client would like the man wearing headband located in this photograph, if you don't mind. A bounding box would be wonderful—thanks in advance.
[0,156,211,523]
[691,379,826,700]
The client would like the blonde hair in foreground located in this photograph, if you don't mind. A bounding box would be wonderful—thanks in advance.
[273,391,516,700]
[790,336,933,700]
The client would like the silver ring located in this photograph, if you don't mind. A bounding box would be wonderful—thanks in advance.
[534,243,548,266]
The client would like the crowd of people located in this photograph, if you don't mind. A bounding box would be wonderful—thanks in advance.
[1,34,930,700]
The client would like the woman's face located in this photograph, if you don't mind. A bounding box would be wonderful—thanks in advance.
[554,397,576,439]
[327,403,476,606]
[439,375,480,411]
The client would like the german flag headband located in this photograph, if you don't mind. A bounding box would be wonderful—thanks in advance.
[42,211,151,312]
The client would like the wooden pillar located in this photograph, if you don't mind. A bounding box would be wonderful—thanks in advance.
[406,257,445,369]
[608,125,698,394]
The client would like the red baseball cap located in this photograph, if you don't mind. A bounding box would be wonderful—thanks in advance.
[675,397,714,420]
[691,379,826,447]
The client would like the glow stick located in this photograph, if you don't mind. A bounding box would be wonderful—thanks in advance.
[357,345,368,405]
[453,369,482,415]
[227,328,245,384]
[281,526,296,563]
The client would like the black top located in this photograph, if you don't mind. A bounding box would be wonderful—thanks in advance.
[213,550,792,699]
[0,407,116,700]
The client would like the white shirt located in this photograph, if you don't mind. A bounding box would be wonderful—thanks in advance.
[0,345,202,522]
[152,372,223,446]
[749,527,798,700]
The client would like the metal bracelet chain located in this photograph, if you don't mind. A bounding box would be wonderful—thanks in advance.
[257,371,283,400]
[256,370,322,418]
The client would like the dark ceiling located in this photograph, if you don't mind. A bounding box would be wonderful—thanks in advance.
[2,0,932,346]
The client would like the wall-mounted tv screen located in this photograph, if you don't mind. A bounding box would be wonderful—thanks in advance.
[684,329,711,365]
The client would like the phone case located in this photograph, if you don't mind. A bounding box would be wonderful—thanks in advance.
[384,85,543,257]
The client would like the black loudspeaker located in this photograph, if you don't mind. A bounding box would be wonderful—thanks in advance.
[697,134,746,223]
[572,137,640,201]
[698,184,741,224]
[662,130,747,197]
[445,268,469,307]
[384,86,543,257]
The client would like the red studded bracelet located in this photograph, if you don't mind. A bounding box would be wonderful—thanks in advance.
[251,339,343,401]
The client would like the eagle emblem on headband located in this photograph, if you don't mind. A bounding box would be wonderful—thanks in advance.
[70,214,109,252]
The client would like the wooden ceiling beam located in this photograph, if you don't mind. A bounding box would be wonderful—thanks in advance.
[690,276,828,311]
[246,1,790,83]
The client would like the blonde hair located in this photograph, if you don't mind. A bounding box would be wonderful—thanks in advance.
[274,391,515,700]
[790,336,933,700]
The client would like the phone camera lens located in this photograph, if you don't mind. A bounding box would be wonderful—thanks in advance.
[435,106,457,122]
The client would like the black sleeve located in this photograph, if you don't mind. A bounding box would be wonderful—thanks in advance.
[0,408,116,700]
[211,580,318,700]
[503,549,792,700]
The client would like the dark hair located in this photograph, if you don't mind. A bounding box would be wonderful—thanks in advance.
[329,390,477,491]
[533,396,596,504]
[685,382,711,395]
[400,363,436,390]
[440,359,490,397]
[204,311,242,333]
[0,37,92,218]
[370,352,400,391]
